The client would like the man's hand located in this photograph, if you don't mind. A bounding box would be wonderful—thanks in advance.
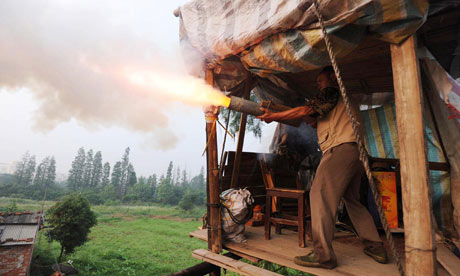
[257,107,277,123]
[303,105,316,116]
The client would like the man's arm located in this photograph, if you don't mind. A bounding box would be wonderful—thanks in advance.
[257,105,316,124]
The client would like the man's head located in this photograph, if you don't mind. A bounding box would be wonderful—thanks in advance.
[316,66,337,91]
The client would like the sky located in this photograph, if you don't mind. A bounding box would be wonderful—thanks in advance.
[0,0,275,178]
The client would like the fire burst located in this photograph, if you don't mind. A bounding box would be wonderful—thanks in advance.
[126,70,230,108]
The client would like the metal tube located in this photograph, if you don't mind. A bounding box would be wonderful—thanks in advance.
[226,96,302,127]
[227,96,264,117]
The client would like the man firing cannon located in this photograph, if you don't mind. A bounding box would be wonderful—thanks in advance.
[256,66,388,269]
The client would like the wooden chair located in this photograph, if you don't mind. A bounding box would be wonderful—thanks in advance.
[259,154,307,248]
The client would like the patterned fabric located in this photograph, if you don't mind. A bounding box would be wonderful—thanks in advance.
[361,104,455,236]
[307,87,341,117]
[419,48,460,123]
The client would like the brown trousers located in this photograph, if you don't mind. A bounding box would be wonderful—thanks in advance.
[310,143,381,267]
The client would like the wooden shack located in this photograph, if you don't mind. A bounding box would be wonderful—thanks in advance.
[174,1,460,275]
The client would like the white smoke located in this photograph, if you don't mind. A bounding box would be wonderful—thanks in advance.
[0,0,194,149]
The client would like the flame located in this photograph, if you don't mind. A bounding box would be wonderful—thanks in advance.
[126,70,230,108]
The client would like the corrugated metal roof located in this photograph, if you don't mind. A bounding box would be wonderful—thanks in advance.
[0,211,41,246]
[0,225,39,245]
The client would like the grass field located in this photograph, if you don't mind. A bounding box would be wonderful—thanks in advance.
[0,198,312,276]
[1,198,207,276]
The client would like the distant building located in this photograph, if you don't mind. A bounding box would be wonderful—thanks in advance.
[0,211,42,276]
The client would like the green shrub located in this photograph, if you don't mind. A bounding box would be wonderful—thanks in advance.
[47,194,97,261]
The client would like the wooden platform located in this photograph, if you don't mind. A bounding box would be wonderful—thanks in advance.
[192,249,284,276]
[190,226,453,276]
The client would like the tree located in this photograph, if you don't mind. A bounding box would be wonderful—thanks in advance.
[83,149,93,188]
[174,166,181,186]
[126,176,149,202]
[165,161,173,185]
[181,168,188,187]
[67,148,86,190]
[47,194,97,262]
[91,151,103,188]
[14,152,30,186]
[179,189,203,210]
[23,155,36,186]
[120,147,130,187]
[33,157,49,189]
[102,162,110,187]
[147,174,157,201]
[45,157,56,188]
[111,161,123,199]
[127,164,137,188]
[156,176,175,205]
[190,167,206,191]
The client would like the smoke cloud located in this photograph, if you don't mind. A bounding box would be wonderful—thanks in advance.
[0,0,199,150]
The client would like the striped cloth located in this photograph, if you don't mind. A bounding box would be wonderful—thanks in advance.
[240,0,428,75]
[362,104,455,236]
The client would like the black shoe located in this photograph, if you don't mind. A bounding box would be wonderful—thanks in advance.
[363,243,389,264]
[293,251,337,269]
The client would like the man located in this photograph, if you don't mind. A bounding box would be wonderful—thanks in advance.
[257,66,387,269]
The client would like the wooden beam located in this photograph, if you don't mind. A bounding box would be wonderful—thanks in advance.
[436,244,460,276]
[192,249,284,276]
[204,69,223,261]
[390,35,436,275]
[172,252,241,276]
[170,261,220,276]
[231,75,252,188]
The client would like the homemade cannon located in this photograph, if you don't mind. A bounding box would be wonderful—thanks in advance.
[226,96,302,127]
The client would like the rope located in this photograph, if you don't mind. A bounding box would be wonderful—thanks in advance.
[35,182,61,275]
[221,199,253,225]
[311,1,405,275]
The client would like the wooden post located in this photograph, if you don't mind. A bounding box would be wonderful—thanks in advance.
[204,69,222,276]
[231,75,252,188]
[390,35,436,275]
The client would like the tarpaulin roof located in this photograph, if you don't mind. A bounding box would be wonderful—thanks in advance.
[179,0,428,75]
[180,0,427,60]
[178,0,460,99]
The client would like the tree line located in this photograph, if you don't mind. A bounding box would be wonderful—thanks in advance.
[0,147,206,210]
[3,152,61,200]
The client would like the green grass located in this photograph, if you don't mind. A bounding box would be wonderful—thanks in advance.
[33,218,206,275]
[1,198,313,276]
[0,197,54,212]
[0,198,206,276]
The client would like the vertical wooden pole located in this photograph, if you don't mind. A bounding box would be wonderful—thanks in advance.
[204,68,222,276]
[230,75,252,188]
[390,35,436,275]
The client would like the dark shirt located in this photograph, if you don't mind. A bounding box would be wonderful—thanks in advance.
[305,87,340,117]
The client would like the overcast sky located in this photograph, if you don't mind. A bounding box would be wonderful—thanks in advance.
[0,0,275,178]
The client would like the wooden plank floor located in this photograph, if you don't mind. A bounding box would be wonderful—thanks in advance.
[190,226,402,276]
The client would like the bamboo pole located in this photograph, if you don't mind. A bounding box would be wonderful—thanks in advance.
[230,75,252,188]
[204,69,222,274]
[390,35,436,275]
